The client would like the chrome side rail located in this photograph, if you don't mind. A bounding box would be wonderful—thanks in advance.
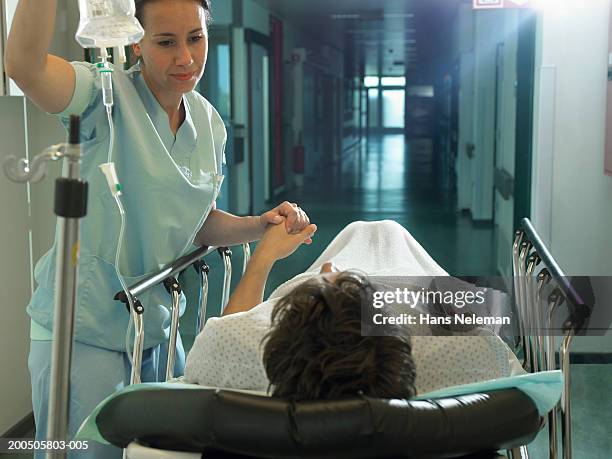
[163,277,181,381]
[219,247,232,314]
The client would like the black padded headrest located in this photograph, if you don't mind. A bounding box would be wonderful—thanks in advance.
[97,387,542,458]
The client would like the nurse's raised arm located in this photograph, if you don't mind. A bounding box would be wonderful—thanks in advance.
[4,0,76,114]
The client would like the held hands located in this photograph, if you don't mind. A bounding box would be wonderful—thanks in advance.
[259,201,311,242]
[256,218,317,263]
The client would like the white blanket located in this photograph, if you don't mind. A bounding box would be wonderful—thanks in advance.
[269,220,447,300]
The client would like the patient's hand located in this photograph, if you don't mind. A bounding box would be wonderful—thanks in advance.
[256,218,317,262]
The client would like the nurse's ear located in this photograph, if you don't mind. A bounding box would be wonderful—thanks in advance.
[132,42,142,59]
[131,42,144,66]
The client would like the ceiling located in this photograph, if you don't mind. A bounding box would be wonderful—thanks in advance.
[253,0,463,77]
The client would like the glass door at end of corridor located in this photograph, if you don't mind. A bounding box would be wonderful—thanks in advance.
[365,76,406,133]
[382,89,405,130]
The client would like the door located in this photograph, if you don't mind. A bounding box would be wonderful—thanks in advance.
[493,41,517,278]
[513,10,537,232]
[199,25,232,211]
[248,41,270,215]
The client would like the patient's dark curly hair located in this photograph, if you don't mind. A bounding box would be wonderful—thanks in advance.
[262,272,417,401]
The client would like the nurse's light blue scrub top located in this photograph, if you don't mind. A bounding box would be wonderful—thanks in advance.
[28,61,226,351]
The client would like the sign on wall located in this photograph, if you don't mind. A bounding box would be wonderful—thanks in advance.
[473,0,533,9]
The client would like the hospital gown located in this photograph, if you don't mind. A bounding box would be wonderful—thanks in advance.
[185,220,523,395]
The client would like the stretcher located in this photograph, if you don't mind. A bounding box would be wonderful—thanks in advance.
[82,218,590,458]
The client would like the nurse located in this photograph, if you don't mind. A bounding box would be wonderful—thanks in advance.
[4,0,314,457]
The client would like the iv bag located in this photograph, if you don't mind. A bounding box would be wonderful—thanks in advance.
[76,0,144,49]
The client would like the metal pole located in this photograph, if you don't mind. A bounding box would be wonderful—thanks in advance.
[547,290,563,459]
[560,330,574,459]
[526,253,541,372]
[242,243,251,275]
[535,268,550,373]
[508,446,530,459]
[163,277,181,381]
[512,231,527,355]
[47,117,87,459]
[518,241,532,371]
[130,301,144,385]
[521,218,590,332]
[195,260,209,333]
[219,248,232,313]
[46,219,79,458]
[114,245,212,301]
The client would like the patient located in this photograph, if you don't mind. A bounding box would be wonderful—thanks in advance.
[184,220,521,397]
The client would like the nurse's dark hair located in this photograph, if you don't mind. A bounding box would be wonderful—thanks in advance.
[135,0,212,27]
[262,272,417,401]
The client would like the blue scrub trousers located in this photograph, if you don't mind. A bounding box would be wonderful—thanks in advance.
[28,336,185,459]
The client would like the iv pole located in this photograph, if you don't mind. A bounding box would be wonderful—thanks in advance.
[46,117,88,459]
[3,116,88,459]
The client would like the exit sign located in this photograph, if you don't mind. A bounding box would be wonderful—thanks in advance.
[473,0,533,9]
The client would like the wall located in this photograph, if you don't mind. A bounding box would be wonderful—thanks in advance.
[243,0,268,36]
[532,0,612,351]
[211,0,231,25]
[0,97,32,434]
[0,0,79,433]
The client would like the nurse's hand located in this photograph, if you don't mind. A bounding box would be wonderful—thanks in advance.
[256,219,318,262]
[259,201,312,241]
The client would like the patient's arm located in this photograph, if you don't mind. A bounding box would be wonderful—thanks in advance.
[222,220,317,316]
[222,252,274,316]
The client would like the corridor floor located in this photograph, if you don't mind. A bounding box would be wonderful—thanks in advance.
[266,134,497,294]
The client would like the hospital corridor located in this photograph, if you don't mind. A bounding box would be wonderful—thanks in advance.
[1,0,611,458]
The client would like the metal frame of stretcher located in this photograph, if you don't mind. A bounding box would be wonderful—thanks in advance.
[512,218,592,459]
[101,218,590,459]
[113,244,251,384]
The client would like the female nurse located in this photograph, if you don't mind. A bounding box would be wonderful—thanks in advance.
[4,0,314,457]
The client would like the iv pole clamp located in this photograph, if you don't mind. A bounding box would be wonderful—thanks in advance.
[46,116,88,459]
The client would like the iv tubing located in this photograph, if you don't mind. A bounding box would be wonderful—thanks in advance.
[113,195,137,366]
[97,48,137,366]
